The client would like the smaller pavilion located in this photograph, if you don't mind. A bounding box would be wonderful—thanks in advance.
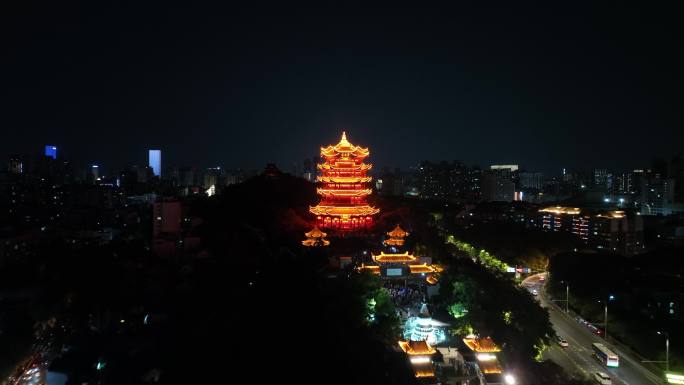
[398,340,436,378]
[301,226,330,247]
[383,224,409,247]
[462,336,503,378]
[358,251,443,282]
[403,303,447,345]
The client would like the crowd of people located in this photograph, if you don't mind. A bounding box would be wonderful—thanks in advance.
[384,282,424,318]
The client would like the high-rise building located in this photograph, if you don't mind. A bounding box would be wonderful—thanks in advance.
[45,145,58,159]
[153,199,181,237]
[415,161,479,200]
[614,171,638,195]
[539,207,581,232]
[91,165,99,181]
[538,206,644,256]
[8,156,23,174]
[593,169,611,190]
[520,172,544,189]
[640,173,676,215]
[482,165,518,202]
[590,211,644,256]
[148,150,161,177]
[174,167,196,187]
[203,167,221,189]
[490,164,519,172]
[377,167,405,197]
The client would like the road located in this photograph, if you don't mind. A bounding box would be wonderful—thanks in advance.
[522,273,665,385]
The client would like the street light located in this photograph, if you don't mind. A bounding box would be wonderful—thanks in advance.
[504,373,517,385]
[658,331,670,372]
[599,295,615,341]
[558,280,570,314]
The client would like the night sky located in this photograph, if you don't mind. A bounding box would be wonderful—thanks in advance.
[5,2,683,174]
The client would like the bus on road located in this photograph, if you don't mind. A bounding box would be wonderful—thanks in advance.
[592,343,619,367]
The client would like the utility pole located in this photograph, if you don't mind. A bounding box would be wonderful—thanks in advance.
[602,295,614,341]
[666,336,670,372]
[566,284,569,314]
[604,303,608,341]
[643,331,670,372]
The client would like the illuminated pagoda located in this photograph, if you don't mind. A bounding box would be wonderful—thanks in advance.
[301,226,330,247]
[403,303,447,345]
[383,224,409,247]
[309,132,379,231]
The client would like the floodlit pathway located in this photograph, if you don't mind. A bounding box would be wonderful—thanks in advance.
[522,273,665,385]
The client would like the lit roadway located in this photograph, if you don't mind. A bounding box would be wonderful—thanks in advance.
[522,273,665,385]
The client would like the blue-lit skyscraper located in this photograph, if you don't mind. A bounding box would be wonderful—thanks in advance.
[149,150,161,177]
[45,145,57,159]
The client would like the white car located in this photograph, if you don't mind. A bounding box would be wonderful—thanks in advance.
[557,337,569,348]
[594,371,611,385]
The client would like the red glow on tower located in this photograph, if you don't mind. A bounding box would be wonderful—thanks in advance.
[310,132,380,231]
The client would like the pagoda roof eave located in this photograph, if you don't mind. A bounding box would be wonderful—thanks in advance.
[383,239,405,246]
[304,226,327,238]
[316,188,373,197]
[372,251,417,263]
[462,337,501,353]
[387,224,409,238]
[317,176,373,183]
[309,205,380,216]
[317,163,372,171]
[319,132,370,158]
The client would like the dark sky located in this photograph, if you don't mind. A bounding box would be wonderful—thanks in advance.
[5,2,683,174]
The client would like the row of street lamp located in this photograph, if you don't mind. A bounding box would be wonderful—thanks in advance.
[553,278,670,373]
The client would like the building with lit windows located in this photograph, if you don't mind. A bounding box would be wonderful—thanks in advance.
[590,210,644,255]
[520,172,544,189]
[482,165,518,202]
[415,161,481,201]
[309,132,379,231]
[539,206,644,255]
[640,174,676,216]
[8,156,23,174]
[539,206,580,232]
[594,168,611,190]
[571,214,591,242]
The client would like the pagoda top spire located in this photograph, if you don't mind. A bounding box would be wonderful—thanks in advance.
[304,225,327,239]
[388,224,409,238]
[320,131,369,158]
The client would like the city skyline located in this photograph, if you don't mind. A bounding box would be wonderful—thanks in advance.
[6,140,682,178]
[4,3,684,385]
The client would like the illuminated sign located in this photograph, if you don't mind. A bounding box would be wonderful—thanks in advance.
[385,268,403,276]
[45,145,57,159]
